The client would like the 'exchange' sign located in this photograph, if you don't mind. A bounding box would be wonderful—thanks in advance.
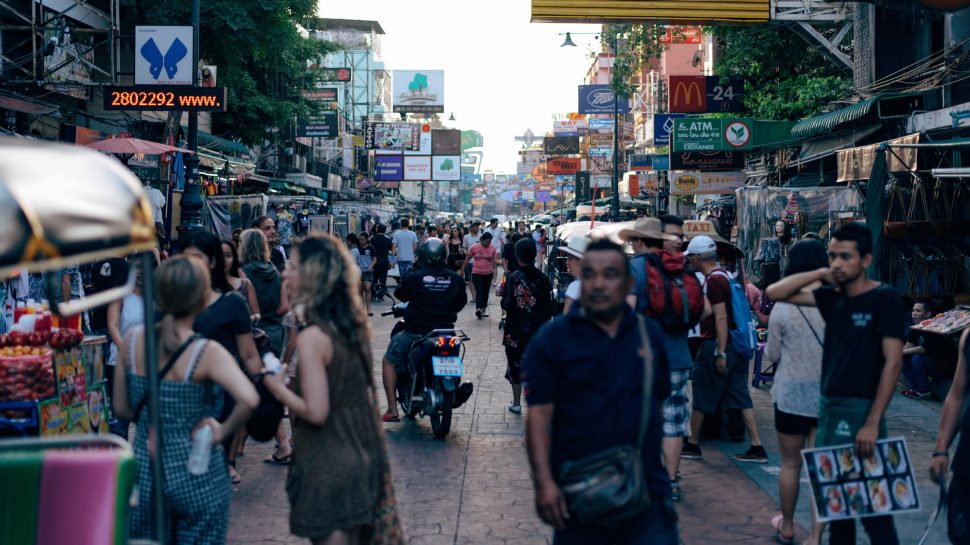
[671,118,753,152]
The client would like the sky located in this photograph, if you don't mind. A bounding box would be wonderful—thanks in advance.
[317,0,602,173]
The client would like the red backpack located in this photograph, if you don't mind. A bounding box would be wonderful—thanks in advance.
[641,250,705,333]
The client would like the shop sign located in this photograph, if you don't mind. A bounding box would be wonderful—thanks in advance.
[364,122,420,151]
[374,155,404,181]
[432,155,460,181]
[669,171,745,195]
[630,154,652,171]
[404,131,432,155]
[303,87,338,109]
[587,118,615,130]
[544,136,580,155]
[653,113,685,146]
[578,85,630,115]
[670,150,745,170]
[460,130,484,150]
[432,129,461,155]
[392,70,445,113]
[652,155,670,170]
[668,75,745,114]
[296,111,338,138]
[588,147,612,156]
[315,67,352,82]
[135,26,193,85]
[554,119,586,136]
[403,156,432,181]
[657,26,703,44]
[547,157,581,175]
[672,118,753,152]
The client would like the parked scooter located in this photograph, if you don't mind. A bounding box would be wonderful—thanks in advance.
[382,303,474,438]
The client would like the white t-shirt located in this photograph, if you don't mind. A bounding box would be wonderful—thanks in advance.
[146,187,166,223]
[392,229,419,262]
[463,232,481,263]
[484,227,506,250]
[565,279,581,301]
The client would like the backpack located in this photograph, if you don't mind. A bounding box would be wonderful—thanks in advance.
[708,270,758,360]
[640,251,705,333]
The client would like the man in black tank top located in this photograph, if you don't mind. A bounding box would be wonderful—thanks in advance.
[930,327,970,544]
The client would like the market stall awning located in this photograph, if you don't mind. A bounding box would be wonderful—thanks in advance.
[791,93,924,140]
[0,94,58,115]
[197,131,250,156]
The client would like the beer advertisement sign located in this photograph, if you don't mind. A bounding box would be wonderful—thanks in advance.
[670,171,745,195]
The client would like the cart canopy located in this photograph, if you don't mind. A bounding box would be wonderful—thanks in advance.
[0,139,156,278]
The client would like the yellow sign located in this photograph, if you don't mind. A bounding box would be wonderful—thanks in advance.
[567,112,585,121]
[531,0,769,24]
[352,135,365,148]
[674,175,699,192]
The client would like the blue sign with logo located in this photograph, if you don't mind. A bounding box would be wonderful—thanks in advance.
[652,155,670,170]
[587,118,615,130]
[374,155,403,181]
[460,173,482,184]
[578,85,630,115]
[653,113,685,147]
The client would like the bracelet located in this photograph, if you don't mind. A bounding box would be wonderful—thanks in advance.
[932,451,949,458]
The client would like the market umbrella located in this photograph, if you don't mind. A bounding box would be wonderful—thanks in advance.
[85,136,194,155]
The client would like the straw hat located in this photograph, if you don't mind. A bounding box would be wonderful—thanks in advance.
[559,235,591,258]
[618,217,678,242]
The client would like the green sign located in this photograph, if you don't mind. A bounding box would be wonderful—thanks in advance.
[461,130,484,151]
[672,118,753,152]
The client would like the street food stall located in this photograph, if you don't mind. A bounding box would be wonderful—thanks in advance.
[0,140,164,544]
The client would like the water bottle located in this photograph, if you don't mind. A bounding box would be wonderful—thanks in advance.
[187,424,213,475]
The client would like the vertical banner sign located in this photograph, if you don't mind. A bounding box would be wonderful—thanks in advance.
[575,171,591,201]
[669,76,745,113]
[653,113,685,146]
[578,85,630,115]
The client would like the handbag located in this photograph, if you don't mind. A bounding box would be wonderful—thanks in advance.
[795,306,823,348]
[556,315,655,529]
[245,326,285,442]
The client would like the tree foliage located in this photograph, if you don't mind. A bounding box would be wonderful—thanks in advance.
[137,0,340,145]
[712,25,853,120]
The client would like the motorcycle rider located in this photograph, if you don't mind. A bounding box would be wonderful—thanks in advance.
[381,237,468,422]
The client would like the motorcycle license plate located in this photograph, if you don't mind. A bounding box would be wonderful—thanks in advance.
[432,356,463,377]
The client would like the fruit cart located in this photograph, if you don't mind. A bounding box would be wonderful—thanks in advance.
[0,139,166,544]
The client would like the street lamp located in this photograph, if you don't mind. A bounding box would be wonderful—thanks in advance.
[560,30,623,219]
[179,0,203,234]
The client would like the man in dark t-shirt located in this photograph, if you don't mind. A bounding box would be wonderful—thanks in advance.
[767,223,904,545]
[370,224,393,298]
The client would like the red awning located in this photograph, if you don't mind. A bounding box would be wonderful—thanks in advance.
[0,95,58,115]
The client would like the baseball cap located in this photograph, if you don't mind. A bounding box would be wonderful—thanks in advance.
[684,235,717,256]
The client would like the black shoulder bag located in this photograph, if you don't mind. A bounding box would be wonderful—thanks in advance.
[556,315,655,529]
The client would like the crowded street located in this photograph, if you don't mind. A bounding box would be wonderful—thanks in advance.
[218,294,952,545]
[3,1,970,544]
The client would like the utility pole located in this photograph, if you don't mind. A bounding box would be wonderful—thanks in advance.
[611,31,621,220]
[179,0,203,233]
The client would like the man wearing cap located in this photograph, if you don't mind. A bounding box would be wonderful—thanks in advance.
[620,217,693,501]
[558,235,590,315]
[683,236,768,463]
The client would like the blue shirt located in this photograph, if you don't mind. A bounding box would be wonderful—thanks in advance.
[629,254,694,371]
[523,306,672,500]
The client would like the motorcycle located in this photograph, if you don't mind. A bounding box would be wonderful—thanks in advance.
[382,303,474,438]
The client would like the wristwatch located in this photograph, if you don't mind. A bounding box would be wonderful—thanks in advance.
[714,351,728,360]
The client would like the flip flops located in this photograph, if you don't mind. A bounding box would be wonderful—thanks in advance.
[263,453,292,465]
[770,514,795,545]
[381,412,400,422]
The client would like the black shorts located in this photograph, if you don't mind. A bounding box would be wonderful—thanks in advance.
[691,340,753,414]
[774,404,818,435]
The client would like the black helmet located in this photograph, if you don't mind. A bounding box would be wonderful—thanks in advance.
[417,237,447,267]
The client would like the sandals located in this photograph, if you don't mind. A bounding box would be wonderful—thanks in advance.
[770,514,795,545]
[381,412,400,422]
[228,461,242,484]
[262,453,292,465]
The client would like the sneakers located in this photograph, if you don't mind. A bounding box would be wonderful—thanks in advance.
[734,445,769,463]
[902,389,930,399]
[508,403,522,414]
[681,442,702,459]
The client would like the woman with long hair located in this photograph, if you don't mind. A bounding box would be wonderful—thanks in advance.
[238,228,293,463]
[767,239,828,545]
[113,256,258,544]
[223,239,260,320]
[182,229,264,484]
[445,226,466,273]
[263,233,402,545]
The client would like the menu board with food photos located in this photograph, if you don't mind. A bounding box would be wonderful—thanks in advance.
[803,438,920,522]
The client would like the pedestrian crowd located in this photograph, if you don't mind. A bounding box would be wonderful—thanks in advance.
[92,211,969,545]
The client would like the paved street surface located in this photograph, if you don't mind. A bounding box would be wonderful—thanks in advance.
[226,286,948,545]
